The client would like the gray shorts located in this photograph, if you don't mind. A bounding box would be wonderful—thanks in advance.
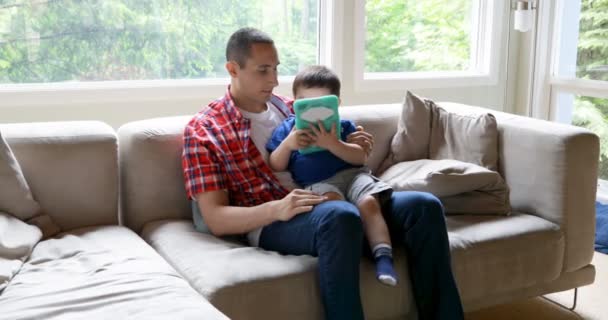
[306,167,392,205]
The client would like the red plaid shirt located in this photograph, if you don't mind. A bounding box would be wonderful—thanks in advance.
[182,87,293,207]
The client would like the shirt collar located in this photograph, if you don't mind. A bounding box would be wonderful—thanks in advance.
[223,85,292,120]
[222,86,245,123]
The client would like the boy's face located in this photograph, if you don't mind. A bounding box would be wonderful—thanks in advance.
[295,87,332,100]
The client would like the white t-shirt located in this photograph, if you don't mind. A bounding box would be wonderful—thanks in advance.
[239,102,299,246]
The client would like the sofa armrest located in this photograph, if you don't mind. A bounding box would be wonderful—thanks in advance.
[439,102,599,273]
[498,114,598,272]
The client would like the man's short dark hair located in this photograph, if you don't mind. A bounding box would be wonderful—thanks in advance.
[226,27,274,67]
[292,65,341,97]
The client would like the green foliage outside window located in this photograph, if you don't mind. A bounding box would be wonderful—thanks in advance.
[365,0,471,73]
[0,0,318,82]
[570,0,608,179]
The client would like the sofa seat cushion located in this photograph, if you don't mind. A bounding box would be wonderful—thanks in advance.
[447,212,564,305]
[142,220,416,320]
[0,225,227,320]
[142,213,563,319]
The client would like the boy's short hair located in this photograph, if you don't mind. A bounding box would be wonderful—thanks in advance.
[292,65,341,97]
[226,27,274,67]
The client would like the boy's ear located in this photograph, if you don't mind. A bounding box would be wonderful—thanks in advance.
[225,61,239,77]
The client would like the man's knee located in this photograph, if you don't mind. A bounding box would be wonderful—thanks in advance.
[318,201,363,235]
[417,193,443,213]
[394,191,445,223]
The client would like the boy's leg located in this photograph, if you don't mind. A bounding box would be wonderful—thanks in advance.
[357,194,398,286]
[384,191,464,320]
[259,200,365,320]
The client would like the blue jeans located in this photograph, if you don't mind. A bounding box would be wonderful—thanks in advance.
[259,191,464,320]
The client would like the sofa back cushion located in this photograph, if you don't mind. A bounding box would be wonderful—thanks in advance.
[118,116,193,233]
[0,122,118,231]
[341,104,402,173]
[118,105,401,233]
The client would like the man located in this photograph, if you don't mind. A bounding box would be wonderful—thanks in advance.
[182,27,464,320]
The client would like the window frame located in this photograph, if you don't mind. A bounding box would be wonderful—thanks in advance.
[531,0,608,122]
[0,0,506,108]
[352,0,503,92]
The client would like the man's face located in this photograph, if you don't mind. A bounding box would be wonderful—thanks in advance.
[231,43,280,105]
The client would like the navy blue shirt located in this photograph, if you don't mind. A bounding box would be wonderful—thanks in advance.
[266,115,359,186]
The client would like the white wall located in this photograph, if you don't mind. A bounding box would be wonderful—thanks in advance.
[0,1,531,129]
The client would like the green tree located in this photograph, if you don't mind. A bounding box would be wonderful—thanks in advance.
[577,0,608,82]
[572,0,608,179]
[365,0,470,73]
[572,98,608,179]
[0,0,317,83]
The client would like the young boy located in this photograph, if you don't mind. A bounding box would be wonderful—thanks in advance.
[266,65,398,286]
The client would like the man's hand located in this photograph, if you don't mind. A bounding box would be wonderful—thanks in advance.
[271,189,326,221]
[346,125,374,155]
[309,121,339,150]
[283,127,315,151]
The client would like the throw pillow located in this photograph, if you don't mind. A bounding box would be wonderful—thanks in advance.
[378,91,499,173]
[429,100,499,171]
[378,91,433,173]
[0,130,60,238]
[0,212,42,292]
[0,130,41,220]
[379,159,510,215]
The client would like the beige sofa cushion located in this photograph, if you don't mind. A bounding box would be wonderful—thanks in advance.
[0,213,41,292]
[0,131,61,239]
[142,220,416,320]
[379,91,499,173]
[380,159,510,215]
[141,215,562,319]
[0,225,227,320]
[429,97,499,171]
[380,91,433,168]
[447,213,564,305]
[0,130,60,292]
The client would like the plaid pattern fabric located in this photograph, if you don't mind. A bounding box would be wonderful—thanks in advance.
[182,87,293,207]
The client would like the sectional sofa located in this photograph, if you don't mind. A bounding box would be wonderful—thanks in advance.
[0,101,599,320]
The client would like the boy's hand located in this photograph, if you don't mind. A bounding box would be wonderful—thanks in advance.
[283,127,314,150]
[310,121,339,150]
[347,125,374,155]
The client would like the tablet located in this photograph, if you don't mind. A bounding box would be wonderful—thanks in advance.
[293,94,341,155]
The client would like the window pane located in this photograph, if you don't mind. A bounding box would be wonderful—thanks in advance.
[559,93,608,179]
[0,0,318,83]
[556,0,608,81]
[364,0,473,73]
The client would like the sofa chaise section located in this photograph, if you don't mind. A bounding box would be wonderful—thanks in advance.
[0,121,227,320]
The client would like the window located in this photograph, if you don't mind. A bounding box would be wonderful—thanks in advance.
[365,0,473,73]
[0,0,319,84]
[353,0,501,90]
[560,0,607,82]
[539,0,608,180]
[563,95,608,180]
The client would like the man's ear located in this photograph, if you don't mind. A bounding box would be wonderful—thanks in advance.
[225,61,239,78]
